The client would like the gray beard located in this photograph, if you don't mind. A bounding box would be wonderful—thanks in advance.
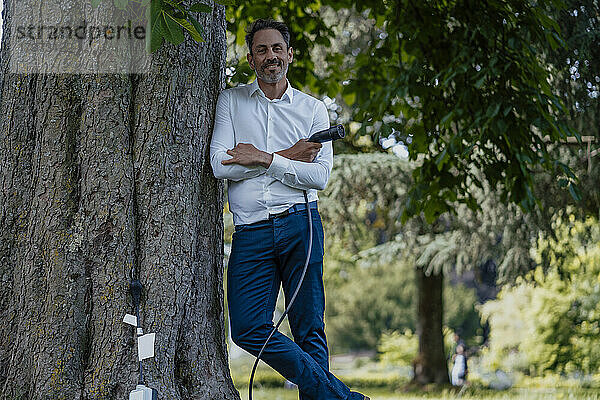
[256,62,288,83]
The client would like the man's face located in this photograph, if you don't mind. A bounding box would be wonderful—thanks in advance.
[247,29,293,84]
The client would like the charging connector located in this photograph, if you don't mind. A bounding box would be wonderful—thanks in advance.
[129,384,157,400]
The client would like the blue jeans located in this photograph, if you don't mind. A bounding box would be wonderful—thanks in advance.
[227,205,363,400]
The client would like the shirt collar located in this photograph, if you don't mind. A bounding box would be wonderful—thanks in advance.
[248,79,294,103]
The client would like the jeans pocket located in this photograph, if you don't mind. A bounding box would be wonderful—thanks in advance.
[234,224,250,233]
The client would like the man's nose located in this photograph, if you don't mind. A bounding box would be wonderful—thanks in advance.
[265,48,277,58]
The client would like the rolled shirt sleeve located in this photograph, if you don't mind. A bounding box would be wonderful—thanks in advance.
[265,101,333,191]
[210,90,266,181]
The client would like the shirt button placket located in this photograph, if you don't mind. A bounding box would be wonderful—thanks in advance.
[265,102,271,209]
[267,102,272,151]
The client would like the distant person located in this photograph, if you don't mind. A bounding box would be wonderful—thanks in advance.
[448,332,465,363]
[451,344,468,386]
[452,332,465,353]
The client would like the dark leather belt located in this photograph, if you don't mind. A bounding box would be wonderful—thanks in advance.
[269,201,318,219]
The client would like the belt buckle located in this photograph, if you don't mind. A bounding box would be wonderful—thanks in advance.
[269,208,290,219]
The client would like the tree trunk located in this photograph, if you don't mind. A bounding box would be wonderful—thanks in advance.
[413,267,449,385]
[0,2,239,399]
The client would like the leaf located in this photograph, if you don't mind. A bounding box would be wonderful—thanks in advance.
[150,0,163,20]
[164,0,187,13]
[189,15,205,41]
[568,183,582,202]
[439,111,453,126]
[171,17,202,42]
[146,0,165,52]
[92,0,102,7]
[236,20,248,47]
[555,161,576,180]
[423,198,447,224]
[189,3,212,12]
[214,0,235,4]
[485,103,500,119]
[435,148,448,171]
[557,178,569,188]
[552,31,565,48]
[163,11,185,45]
[465,196,478,211]
[148,12,165,52]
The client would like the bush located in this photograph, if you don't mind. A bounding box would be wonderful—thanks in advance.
[324,248,482,352]
[377,330,418,366]
[480,215,600,375]
[324,256,417,350]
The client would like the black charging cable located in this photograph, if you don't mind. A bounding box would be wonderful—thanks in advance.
[248,190,312,400]
[130,278,144,384]
[248,125,345,400]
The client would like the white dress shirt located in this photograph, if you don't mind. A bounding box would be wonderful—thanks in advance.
[210,79,333,226]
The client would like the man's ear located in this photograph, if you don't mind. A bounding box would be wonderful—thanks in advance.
[288,47,294,64]
[247,52,254,70]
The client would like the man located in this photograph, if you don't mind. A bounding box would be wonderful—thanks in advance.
[210,19,369,400]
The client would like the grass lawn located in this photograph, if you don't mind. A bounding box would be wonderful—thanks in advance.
[236,387,600,400]
[229,352,600,400]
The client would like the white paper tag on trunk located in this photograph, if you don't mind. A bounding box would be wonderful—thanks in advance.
[138,333,156,361]
[123,314,137,327]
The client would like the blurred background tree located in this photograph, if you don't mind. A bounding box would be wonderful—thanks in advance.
[319,154,549,383]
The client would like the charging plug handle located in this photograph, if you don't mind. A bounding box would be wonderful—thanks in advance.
[307,125,345,143]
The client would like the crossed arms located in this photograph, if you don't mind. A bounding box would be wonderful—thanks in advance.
[209,90,333,191]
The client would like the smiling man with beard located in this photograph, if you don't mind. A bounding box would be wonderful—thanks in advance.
[209,18,369,400]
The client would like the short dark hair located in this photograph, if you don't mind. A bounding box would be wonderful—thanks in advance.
[245,19,291,54]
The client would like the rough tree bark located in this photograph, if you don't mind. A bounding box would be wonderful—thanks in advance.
[0,1,240,399]
[413,267,449,385]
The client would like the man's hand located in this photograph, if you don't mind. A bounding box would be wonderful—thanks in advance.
[277,139,322,162]
[221,143,273,168]
[222,139,322,168]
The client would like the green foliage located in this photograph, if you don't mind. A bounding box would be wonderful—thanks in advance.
[320,153,415,350]
[320,153,414,253]
[378,329,418,367]
[324,254,417,350]
[322,153,541,281]
[480,214,600,375]
[324,246,482,351]
[92,0,224,52]
[479,283,537,374]
[319,153,537,353]
[336,0,580,222]
[225,1,581,222]
[548,0,600,123]
[524,0,600,236]
[444,283,480,341]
